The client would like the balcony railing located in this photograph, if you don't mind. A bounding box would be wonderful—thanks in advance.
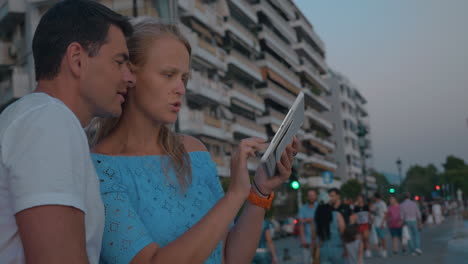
[258,53,301,90]
[258,25,299,67]
[299,58,329,92]
[231,83,265,111]
[305,108,333,131]
[226,49,263,82]
[225,17,259,51]
[294,40,327,74]
[232,114,267,139]
[0,67,29,108]
[178,0,225,35]
[290,18,325,55]
[188,71,230,105]
[257,80,295,108]
[253,0,296,43]
[0,0,25,32]
[229,0,257,23]
[178,108,233,141]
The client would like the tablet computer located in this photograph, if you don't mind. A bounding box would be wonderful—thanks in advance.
[260,92,304,177]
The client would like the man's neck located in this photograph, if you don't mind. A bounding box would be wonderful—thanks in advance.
[35,78,91,127]
[308,201,316,207]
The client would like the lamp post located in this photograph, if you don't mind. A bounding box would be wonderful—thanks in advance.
[357,125,369,198]
[396,157,402,190]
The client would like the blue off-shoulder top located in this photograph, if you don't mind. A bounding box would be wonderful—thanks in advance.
[91,151,225,264]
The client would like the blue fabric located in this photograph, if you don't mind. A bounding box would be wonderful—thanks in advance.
[251,252,272,264]
[298,202,318,243]
[375,227,387,239]
[92,151,224,264]
[320,211,344,264]
[406,220,421,252]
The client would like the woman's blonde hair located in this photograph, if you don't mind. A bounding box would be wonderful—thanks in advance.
[89,16,193,191]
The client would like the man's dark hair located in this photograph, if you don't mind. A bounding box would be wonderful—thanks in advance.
[403,192,411,200]
[328,188,341,196]
[374,192,382,199]
[32,0,133,81]
[306,189,318,195]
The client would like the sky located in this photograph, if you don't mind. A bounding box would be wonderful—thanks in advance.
[294,0,468,176]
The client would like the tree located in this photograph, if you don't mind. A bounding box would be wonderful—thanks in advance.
[402,164,439,198]
[341,179,362,200]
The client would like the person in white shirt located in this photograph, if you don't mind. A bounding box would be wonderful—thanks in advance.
[0,0,135,263]
[372,192,388,258]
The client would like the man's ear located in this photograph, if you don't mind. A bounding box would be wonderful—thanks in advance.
[65,42,85,78]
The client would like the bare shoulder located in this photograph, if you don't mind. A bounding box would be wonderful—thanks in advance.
[181,134,208,153]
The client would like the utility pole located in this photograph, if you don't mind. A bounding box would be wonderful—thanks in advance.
[396,157,402,191]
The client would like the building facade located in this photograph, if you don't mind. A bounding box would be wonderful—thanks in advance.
[0,0,344,200]
[325,70,376,193]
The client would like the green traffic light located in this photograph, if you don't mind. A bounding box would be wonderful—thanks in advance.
[389,188,395,193]
[291,181,300,190]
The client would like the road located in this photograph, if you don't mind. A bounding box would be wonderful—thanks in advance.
[272,216,468,264]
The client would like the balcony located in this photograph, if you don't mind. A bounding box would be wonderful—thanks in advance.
[257,53,302,90]
[0,0,25,33]
[226,49,263,82]
[178,0,225,35]
[305,154,338,171]
[187,71,230,106]
[303,176,343,189]
[178,108,233,141]
[224,17,260,52]
[302,132,335,152]
[228,0,258,24]
[231,114,267,140]
[258,25,299,68]
[212,155,230,177]
[183,29,227,72]
[0,67,29,109]
[293,40,327,74]
[305,108,333,132]
[253,0,296,43]
[257,80,295,108]
[290,18,325,55]
[303,88,331,112]
[257,107,285,127]
[298,58,329,93]
[230,82,265,112]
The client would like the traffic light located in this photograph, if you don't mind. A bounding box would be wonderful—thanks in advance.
[435,185,441,191]
[289,167,300,190]
[389,188,395,194]
[414,195,420,201]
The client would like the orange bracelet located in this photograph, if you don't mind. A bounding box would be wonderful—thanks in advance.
[247,187,274,210]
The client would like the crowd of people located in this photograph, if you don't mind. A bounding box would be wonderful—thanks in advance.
[254,188,466,264]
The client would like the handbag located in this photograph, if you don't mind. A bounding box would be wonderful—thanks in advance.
[402,225,411,246]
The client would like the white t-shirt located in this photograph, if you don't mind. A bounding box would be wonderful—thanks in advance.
[0,93,104,263]
[373,200,388,227]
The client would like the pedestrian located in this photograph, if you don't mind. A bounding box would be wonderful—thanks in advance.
[313,199,346,264]
[298,189,319,263]
[386,196,405,255]
[400,192,423,256]
[329,188,353,225]
[371,192,388,258]
[89,17,299,264]
[353,195,371,258]
[432,201,443,224]
[0,1,134,263]
[343,225,364,264]
[251,218,279,264]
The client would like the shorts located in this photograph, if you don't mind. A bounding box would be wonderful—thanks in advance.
[389,228,402,238]
[375,227,387,239]
[358,223,370,233]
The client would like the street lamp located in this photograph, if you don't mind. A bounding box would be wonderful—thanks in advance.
[396,157,402,188]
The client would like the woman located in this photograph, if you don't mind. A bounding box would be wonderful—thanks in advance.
[313,200,345,264]
[353,195,371,258]
[386,196,404,255]
[89,17,298,264]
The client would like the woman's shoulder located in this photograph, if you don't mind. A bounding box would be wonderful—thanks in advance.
[181,134,208,152]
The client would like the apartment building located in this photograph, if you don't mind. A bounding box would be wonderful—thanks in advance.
[0,0,336,190]
[325,70,376,192]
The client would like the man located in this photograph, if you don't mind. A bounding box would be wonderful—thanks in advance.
[372,192,388,258]
[297,189,318,263]
[328,188,353,225]
[400,192,422,256]
[0,1,134,263]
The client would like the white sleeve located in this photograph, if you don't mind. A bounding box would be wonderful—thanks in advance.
[1,104,89,214]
